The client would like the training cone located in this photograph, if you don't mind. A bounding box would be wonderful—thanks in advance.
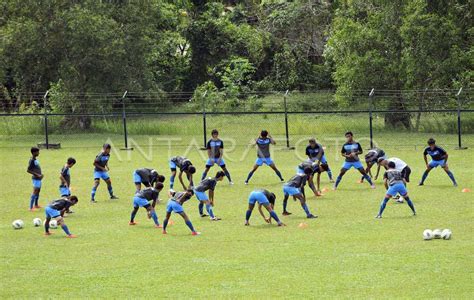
[322,187,330,193]
[461,188,471,193]
[168,220,175,225]
[298,223,308,229]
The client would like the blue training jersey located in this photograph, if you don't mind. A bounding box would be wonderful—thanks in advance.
[423,146,446,161]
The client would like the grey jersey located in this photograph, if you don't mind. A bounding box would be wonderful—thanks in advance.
[286,174,307,188]
[171,156,192,171]
[27,157,42,179]
[194,178,217,192]
[135,168,157,184]
[384,169,404,186]
[136,187,159,201]
[256,137,271,158]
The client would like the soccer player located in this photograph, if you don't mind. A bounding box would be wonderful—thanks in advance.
[333,132,375,190]
[245,189,284,226]
[201,129,233,184]
[129,183,164,228]
[44,196,78,238]
[169,156,196,190]
[282,168,318,218]
[91,143,118,203]
[360,147,386,182]
[245,130,284,184]
[133,168,165,192]
[376,161,416,218]
[194,171,225,220]
[419,138,457,186]
[162,189,200,235]
[306,138,334,182]
[297,160,329,196]
[59,157,76,214]
[377,157,411,203]
[27,147,43,211]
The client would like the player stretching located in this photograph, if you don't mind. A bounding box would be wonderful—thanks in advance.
[376,162,416,218]
[44,196,78,238]
[162,189,200,235]
[169,156,196,190]
[201,129,233,184]
[129,183,164,228]
[306,138,334,182]
[59,157,76,213]
[245,130,284,184]
[91,143,118,203]
[297,160,329,196]
[133,168,165,192]
[360,147,386,183]
[333,132,374,190]
[282,168,317,218]
[245,189,284,226]
[27,147,43,211]
[194,171,225,220]
[419,138,457,186]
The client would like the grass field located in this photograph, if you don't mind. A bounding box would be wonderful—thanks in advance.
[0,131,473,298]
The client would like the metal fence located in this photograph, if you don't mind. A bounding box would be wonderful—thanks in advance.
[0,89,472,149]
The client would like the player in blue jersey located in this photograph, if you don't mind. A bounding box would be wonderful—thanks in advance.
[376,162,416,218]
[282,168,318,218]
[59,157,76,213]
[360,148,386,183]
[169,156,196,190]
[133,168,165,192]
[194,171,225,220]
[44,196,78,238]
[201,129,233,184]
[297,160,329,196]
[419,138,457,186]
[333,132,375,190]
[245,130,284,184]
[162,189,200,235]
[129,183,164,228]
[245,189,284,226]
[91,144,118,203]
[27,147,43,211]
[306,138,334,182]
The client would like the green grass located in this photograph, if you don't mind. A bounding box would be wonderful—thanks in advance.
[0,132,473,298]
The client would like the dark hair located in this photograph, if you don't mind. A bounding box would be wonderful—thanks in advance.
[188,165,196,174]
[157,175,165,183]
[345,131,353,137]
[67,157,76,165]
[155,182,164,190]
[260,130,268,137]
[427,138,435,145]
[309,138,316,143]
[303,167,313,175]
[31,147,40,154]
[186,189,194,195]
[69,195,78,203]
[388,161,396,169]
[215,171,225,178]
[319,163,329,171]
[377,157,385,163]
[269,192,276,204]
[103,143,111,149]
[211,129,219,135]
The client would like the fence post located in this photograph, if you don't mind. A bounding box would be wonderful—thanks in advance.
[369,88,375,149]
[283,90,293,149]
[120,90,133,151]
[43,90,49,149]
[455,87,467,150]
[201,91,208,150]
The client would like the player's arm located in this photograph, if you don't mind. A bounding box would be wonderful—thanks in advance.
[27,169,42,178]
[93,160,107,171]
[315,145,323,161]
[60,208,67,217]
[316,172,321,192]
[384,178,388,190]
[59,173,68,187]
[356,143,363,155]
[209,189,215,206]
[443,152,448,164]
[423,152,428,167]
[308,176,318,196]
[268,134,276,145]
[258,204,271,223]
[374,163,382,180]
[178,170,187,190]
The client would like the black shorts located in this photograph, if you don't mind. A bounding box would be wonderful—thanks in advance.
[401,166,411,182]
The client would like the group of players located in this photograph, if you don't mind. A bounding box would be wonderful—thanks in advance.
[26,128,458,237]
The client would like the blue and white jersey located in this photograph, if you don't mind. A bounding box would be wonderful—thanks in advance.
[423,146,446,161]
[207,139,224,159]
[256,138,271,158]
[27,157,42,179]
[341,142,363,162]
[305,144,324,159]
[94,151,110,171]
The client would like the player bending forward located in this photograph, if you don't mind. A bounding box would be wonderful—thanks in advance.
[282,168,317,219]
[194,171,225,221]
[129,183,164,228]
[44,196,78,238]
[163,189,200,236]
[245,189,284,226]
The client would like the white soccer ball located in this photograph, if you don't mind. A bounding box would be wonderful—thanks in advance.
[433,229,442,239]
[441,229,452,240]
[49,220,58,229]
[423,229,433,240]
[12,219,24,229]
[33,218,42,227]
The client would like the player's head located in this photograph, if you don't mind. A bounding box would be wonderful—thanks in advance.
[69,195,79,205]
[103,143,111,154]
[185,189,194,197]
[377,157,387,166]
[427,138,436,149]
[67,157,76,167]
[187,165,196,174]
[309,138,316,145]
[345,131,353,142]
[211,129,219,138]
[319,163,329,172]
[154,182,164,192]
[215,171,225,181]
[260,130,268,138]
[387,161,396,169]
[157,174,166,183]
[268,192,276,205]
[303,167,313,176]
[31,147,40,156]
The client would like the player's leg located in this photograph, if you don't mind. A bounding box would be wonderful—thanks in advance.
[44,216,52,235]
[245,203,255,225]
[334,167,348,190]
[129,206,139,225]
[221,165,233,184]
[376,195,390,218]
[419,164,433,185]
[321,155,334,181]
[178,212,199,235]
[56,216,75,238]
[294,193,317,218]
[282,192,291,215]
[34,184,41,208]
[104,177,117,199]
[245,164,260,184]
[357,166,375,188]
[91,178,100,202]
[269,161,284,181]
[146,205,161,227]
[442,164,457,186]
[263,203,284,226]
[402,192,416,215]
[201,163,212,180]
[169,169,177,189]
[30,185,41,210]
[162,212,172,233]
[133,171,142,192]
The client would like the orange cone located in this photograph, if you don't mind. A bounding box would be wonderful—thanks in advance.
[298,223,308,229]
[461,188,471,193]
[322,187,330,193]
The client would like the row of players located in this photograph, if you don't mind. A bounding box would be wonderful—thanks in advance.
[26,130,457,237]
